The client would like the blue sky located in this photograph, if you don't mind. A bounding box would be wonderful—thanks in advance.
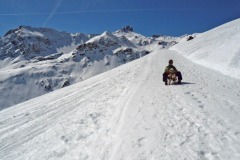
[0,0,239,37]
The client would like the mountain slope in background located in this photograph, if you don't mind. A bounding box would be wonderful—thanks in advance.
[0,25,94,59]
[171,18,240,79]
[0,25,178,109]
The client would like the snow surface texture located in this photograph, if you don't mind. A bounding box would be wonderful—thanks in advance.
[0,50,240,160]
[1,19,240,159]
[171,18,240,79]
[0,26,169,110]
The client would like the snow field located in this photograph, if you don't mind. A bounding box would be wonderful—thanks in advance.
[0,53,151,160]
[171,18,240,79]
[108,50,240,160]
[1,49,240,159]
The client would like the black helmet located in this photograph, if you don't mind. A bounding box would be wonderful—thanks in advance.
[169,59,173,64]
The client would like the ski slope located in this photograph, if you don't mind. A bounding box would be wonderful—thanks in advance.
[1,49,240,160]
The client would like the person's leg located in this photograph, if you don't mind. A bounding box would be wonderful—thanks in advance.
[163,72,168,85]
[176,71,182,83]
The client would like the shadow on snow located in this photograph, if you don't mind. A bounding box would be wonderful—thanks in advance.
[175,82,196,85]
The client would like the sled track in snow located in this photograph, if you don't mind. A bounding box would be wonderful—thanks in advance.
[108,50,240,160]
[0,49,240,160]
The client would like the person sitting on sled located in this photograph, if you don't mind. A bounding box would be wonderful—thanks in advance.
[163,59,182,85]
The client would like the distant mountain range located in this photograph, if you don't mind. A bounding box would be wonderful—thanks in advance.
[0,25,187,109]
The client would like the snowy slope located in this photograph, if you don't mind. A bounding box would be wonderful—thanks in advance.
[0,26,152,110]
[0,25,180,110]
[1,18,240,160]
[171,18,240,79]
[0,26,93,109]
[0,49,240,160]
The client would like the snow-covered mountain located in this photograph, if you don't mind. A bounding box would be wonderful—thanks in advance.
[0,25,178,110]
[0,26,95,59]
[171,18,240,79]
[114,25,153,47]
[1,18,240,160]
[0,26,94,109]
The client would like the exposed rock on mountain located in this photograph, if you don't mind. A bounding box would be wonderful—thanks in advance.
[0,25,178,110]
[121,25,134,32]
[0,26,92,60]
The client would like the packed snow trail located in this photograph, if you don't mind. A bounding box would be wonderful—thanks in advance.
[0,50,240,160]
[109,50,240,160]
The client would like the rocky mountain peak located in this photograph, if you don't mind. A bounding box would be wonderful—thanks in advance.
[121,26,134,32]
[3,25,31,37]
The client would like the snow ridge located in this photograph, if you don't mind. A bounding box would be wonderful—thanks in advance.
[171,18,240,79]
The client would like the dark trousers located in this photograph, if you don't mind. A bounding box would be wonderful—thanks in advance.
[163,71,182,82]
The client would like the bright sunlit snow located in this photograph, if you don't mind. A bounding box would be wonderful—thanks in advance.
[0,19,240,160]
[171,18,240,79]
